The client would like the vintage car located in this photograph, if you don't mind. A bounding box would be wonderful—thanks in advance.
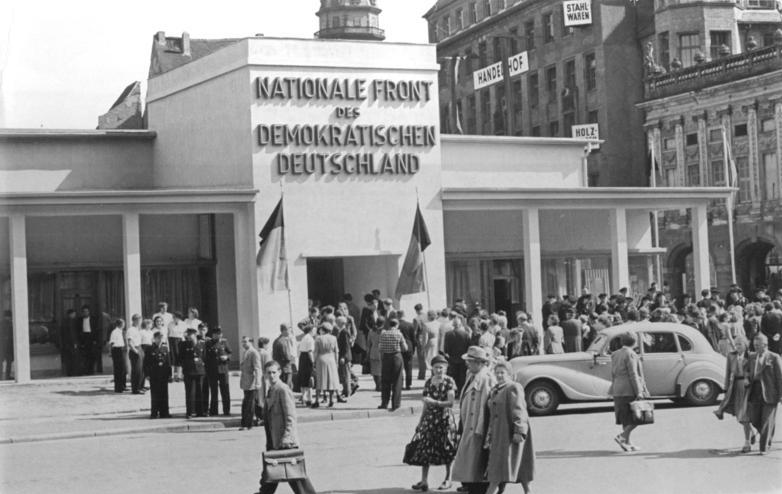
[511,322,726,415]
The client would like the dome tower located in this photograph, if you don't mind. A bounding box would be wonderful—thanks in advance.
[315,0,385,41]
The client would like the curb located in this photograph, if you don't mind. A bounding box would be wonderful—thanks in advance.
[0,404,423,445]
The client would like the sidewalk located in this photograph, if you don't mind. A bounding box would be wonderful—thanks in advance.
[0,370,425,444]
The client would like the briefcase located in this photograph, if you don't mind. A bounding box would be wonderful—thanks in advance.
[261,449,307,482]
[629,400,654,425]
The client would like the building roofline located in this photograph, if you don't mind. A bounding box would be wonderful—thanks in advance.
[442,133,601,147]
[0,188,258,207]
[0,129,157,140]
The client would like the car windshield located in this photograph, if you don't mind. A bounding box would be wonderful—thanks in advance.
[587,333,607,353]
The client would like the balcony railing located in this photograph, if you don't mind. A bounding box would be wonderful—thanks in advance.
[738,0,777,9]
[315,26,385,40]
[645,45,782,100]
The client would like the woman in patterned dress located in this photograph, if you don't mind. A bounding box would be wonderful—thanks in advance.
[404,355,458,491]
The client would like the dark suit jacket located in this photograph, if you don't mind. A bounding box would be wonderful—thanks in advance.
[748,351,782,404]
[561,319,582,353]
[444,327,471,364]
[264,381,298,450]
[398,319,416,354]
[179,339,206,376]
[761,310,782,353]
[204,338,232,374]
[359,307,378,336]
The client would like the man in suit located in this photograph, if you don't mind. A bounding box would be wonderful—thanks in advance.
[761,302,782,355]
[179,328,206,418]
[397,310,416,391]
[561,309,582,353]
[59,309,79,376]
[747,333,782,455]
[204,326,232,416]
[148,331,172,419]
[272,324,296,387]
[444,317,471,397]
[259,360,317,494]
[78,305,103,375]
[240,336,262,430]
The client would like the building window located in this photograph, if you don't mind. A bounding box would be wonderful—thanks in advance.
[497,0,506,10]
[737,156,751,202]
[493,37,503,63]
[470,2,478,23]
[525,21,536,50]
[563,60,576,111]
[584,53,597,91]
[529,72,539,107]
[709,31,731,60]
[658,32,670,70]
[686,133,698,146]
[509,27,520,54]
[467,95,477,134]
[549,120,560,137]
[763,32,775,47]
[543,13,555,43]
[686,164,700,186]
[532,126,541,136]
[455,9,464,31]
[764,152,778,200]
[546,65,557,99]
[711,160,725,186]
[665,168,677,187]
[587,110,598,123]
[332,16,340,27]
[678,33,700,68]
[481,92,491,134]
[484,0,492,17]
[563,112,575,136]
[762,119,776,133]
[709,128,722,142]
[735,123,748,137]
[478,40,488,66]
[664,137,676,150]
[441,16,451,37]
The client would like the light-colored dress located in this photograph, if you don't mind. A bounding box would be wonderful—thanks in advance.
[545,325,565,354]
[424,321,440,362]
[314,333,340,391]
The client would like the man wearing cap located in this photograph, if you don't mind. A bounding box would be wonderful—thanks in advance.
[148,331,171,419]
[205,326,232,416]
[761,301,782,355]
[452,346,496,494]
[180,328,207,418]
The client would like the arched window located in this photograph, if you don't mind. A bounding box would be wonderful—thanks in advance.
[332,16,340,28]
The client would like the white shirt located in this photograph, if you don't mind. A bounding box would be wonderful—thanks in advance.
[185,317,202,331]
[298,333,315,355]
[168,320,187,339]
[126,326,141,349]
[154,324,169,339]
[139,328,154,345]
[156,311,173,328]
[109,328,125,347]
[82,317,92,333]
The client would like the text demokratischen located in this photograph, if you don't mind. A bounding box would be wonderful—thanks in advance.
[256,77,437,176]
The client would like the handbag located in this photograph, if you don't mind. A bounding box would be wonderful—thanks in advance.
[403,431,423,465]
[629,400,655,425]
[261,449,307,482]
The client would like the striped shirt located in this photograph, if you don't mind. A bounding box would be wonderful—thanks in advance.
[379,328,407,354]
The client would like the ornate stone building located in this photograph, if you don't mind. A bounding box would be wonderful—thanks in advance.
[639,37,782,296]
[316,0,385,41]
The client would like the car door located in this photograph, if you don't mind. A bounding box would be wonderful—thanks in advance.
[639,330,685,396]
[583,334,616,397]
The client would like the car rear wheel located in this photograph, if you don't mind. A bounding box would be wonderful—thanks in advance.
[526,381,560,416]
[685,379,719,406]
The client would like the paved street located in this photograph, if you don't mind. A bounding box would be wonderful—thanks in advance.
[1,402,780,494]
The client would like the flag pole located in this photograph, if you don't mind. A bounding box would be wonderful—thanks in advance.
[722,125,737,285]
[280,180,294,329]
[649,132,662,287]
[416,188,433,309]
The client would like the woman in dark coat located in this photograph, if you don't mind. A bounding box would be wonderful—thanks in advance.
[609,331,649,452]
[484,357,534,494]
[714,335,754,452]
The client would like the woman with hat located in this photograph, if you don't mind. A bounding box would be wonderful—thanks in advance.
[312,322,341,408]
[484,357,534,494]
[404,354,458,491]
[452,346,496,494]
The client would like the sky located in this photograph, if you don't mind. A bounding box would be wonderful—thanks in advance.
[0,0,430,129]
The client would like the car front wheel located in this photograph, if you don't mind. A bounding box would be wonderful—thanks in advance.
[685,379,719,406]
[526,381,560,416]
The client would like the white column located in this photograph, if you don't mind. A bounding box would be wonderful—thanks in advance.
[609,208,629,294]
[674,118,685,187]
[234,206,260,340]
[9,214,30,383]
[691,204,711,297]
[746,103,759,204]
[522,208,544,355]
[122,213,143,324]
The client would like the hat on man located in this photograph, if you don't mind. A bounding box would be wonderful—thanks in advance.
[462,346,491,362]
[431,354,448,367]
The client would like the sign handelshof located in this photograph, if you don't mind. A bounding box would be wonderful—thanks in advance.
[473,51,529,90]
[572,123,600,148]
[563,0,592,27]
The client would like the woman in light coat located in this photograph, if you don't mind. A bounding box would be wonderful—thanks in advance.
[452,346,496,489]
[714,335,754,452]
[484,358,534,494]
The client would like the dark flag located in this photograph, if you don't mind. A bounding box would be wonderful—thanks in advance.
[394,204,431,299]
[256,199,288,292]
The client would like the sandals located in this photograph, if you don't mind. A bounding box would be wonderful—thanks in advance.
[412,482,429,492]
[614,434,629,452]
[437,481,452,490]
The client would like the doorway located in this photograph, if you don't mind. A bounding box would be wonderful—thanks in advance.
[307,258,344,308]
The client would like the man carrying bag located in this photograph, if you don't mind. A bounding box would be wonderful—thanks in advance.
[259,360,317,494]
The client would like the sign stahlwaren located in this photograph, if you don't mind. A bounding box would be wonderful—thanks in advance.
[563,0,592,27]
[473,51,529,90]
